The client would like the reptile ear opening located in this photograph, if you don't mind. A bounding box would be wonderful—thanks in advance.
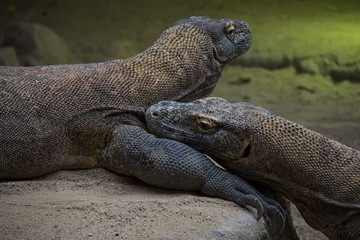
[242,143,251,158]
[238,138,252,159]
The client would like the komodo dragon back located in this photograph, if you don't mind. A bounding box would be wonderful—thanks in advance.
[0,17,252,179]
[146,98,360,239]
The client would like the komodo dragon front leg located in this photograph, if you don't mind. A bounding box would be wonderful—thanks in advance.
[98,123,286,234]
[146,98,360,240]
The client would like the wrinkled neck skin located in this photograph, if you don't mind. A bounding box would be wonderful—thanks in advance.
[217,111,360,238]
[120,23,224,105]
[211,110,360,237]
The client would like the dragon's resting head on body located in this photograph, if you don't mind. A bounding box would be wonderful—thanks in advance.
[146,98,360,239]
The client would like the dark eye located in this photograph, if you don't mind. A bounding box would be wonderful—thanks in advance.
[198,120,213,132]
[193,114,219,133]
[225,21,235,40]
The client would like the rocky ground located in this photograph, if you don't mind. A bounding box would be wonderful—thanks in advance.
[0,0,359,239]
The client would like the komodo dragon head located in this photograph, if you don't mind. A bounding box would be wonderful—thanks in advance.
[171,16,252,64]
[145,97,253,161]
[150,16,252,102]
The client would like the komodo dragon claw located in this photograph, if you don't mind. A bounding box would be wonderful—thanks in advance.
[200,166,286,233]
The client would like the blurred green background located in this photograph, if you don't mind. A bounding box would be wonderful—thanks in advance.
[1,0,359,62]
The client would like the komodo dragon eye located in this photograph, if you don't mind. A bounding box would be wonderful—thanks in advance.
[225,21,236,40]
[192,114,219,133]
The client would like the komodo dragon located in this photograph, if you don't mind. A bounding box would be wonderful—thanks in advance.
[146,97,360,240]
[0,17,286,233]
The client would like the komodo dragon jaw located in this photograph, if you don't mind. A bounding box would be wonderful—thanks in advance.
[146,98,360,240]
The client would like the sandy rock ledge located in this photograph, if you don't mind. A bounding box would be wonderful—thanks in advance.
[0,168,268,240]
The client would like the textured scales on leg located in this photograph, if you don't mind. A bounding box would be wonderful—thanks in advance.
[0,17,284,234]
[99,125,285,234]
[146,97,360,239]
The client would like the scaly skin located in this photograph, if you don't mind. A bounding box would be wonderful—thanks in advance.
[146,97,360,240]
[0,17,286,234]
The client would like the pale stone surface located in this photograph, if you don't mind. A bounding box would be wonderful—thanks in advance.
[0,168,269,240]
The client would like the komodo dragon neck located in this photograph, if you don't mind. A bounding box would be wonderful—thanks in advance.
[101,23,223,107]
[235,110,360,239]
[242,111,359,204]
